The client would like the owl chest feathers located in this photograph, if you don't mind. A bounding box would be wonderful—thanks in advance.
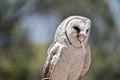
[50,46,89,80]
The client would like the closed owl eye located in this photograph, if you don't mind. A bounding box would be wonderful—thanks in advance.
[73,26,80,33]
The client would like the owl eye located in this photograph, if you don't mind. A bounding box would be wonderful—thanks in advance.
[73,26,80,33]
[86,29,89,33]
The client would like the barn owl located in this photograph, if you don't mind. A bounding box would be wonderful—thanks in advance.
[42,16,91,80]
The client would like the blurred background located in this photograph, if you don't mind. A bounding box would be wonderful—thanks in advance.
[0,0,120,80]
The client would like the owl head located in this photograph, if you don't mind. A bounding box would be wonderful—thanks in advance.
[54,16,91,48]
[65,16,91,48]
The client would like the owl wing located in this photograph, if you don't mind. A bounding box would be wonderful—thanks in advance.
[42,42,63,79]
[80,44,91,77]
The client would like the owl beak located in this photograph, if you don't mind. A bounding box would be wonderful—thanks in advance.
[79,35,86,42]
[76,31,87,43]
[77,33,86,42]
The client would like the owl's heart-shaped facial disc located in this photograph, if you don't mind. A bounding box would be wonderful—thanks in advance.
[66,17,91,48]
